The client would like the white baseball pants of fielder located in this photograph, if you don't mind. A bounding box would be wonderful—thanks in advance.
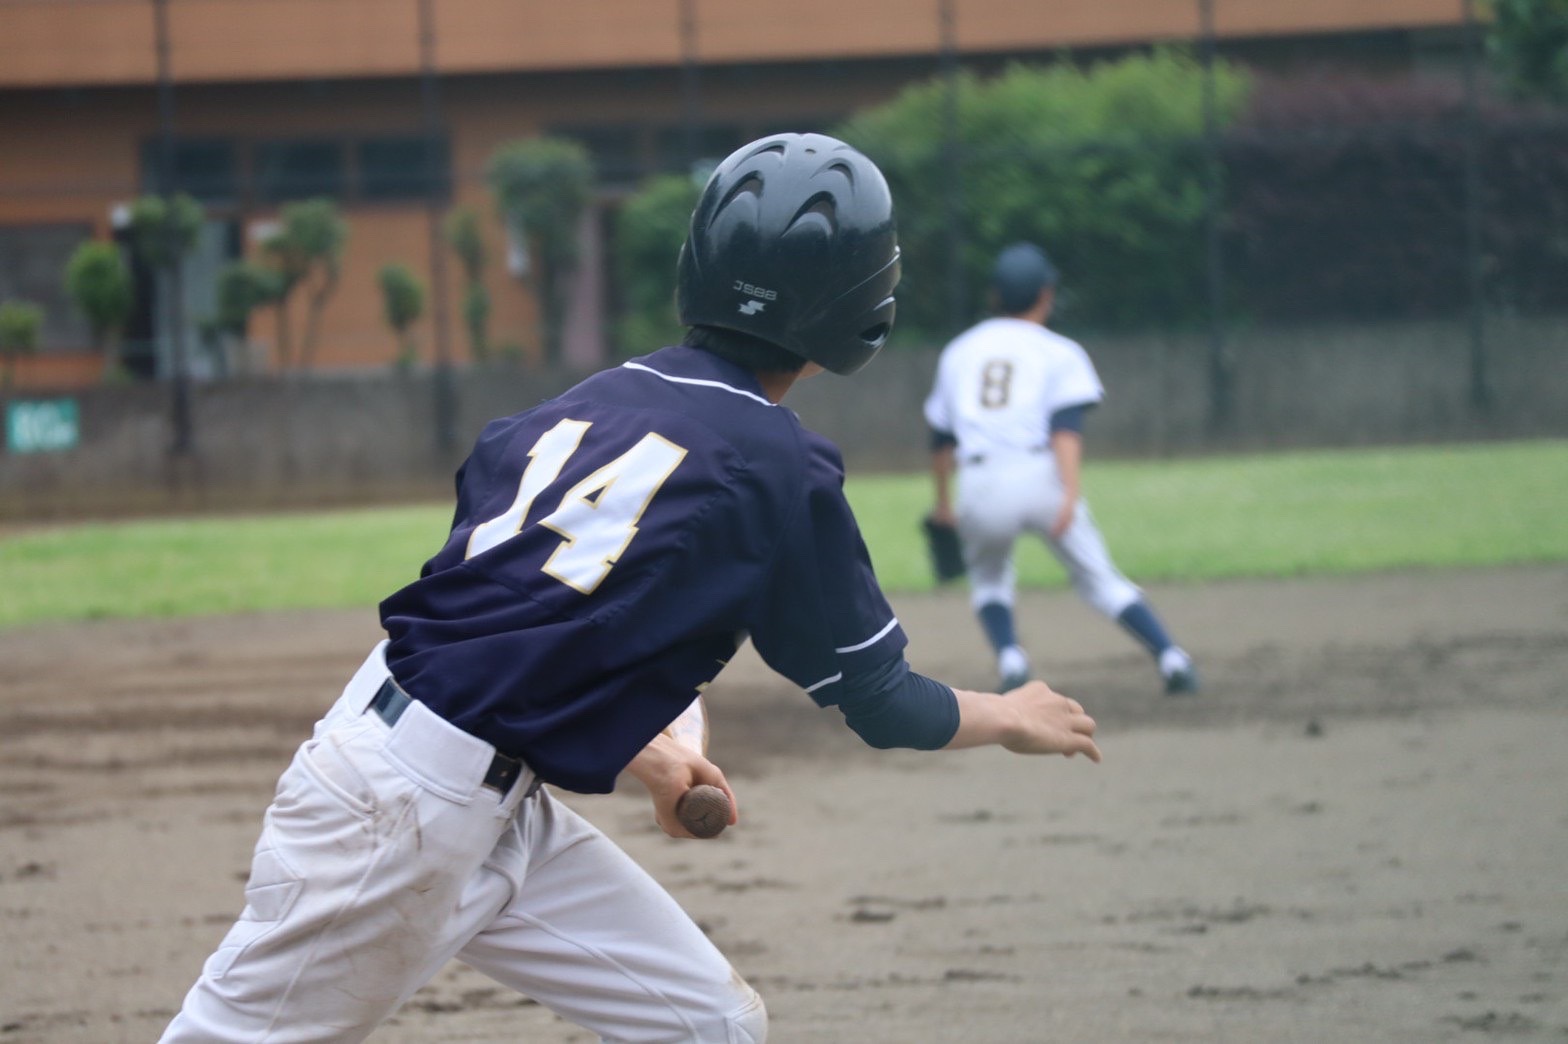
[160,641,766,1044]
[956,447,1142,619]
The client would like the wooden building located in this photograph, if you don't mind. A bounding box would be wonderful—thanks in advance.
[0,0,1470,389]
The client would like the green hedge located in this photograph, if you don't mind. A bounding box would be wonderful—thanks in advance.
[835,50,1250,343]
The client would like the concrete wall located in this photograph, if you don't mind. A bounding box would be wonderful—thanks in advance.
[2,315,1564,521]
[791,314,1568,462]
[0,366,580,519]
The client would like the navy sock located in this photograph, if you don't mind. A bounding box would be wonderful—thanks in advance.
[1117,601,1174,658]
[977,602,1018,653]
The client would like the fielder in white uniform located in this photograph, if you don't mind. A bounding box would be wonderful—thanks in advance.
[924,242,1198,695]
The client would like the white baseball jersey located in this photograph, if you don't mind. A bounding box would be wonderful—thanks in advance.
[923,317,1104,456]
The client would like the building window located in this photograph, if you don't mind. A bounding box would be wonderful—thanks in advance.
[356,136,449,201]
[135,134,451,208]
[254,139,347,202]
[654,124,747,175]
[0,224,94,352]
[140,138,239,204]
[550,124,644,186]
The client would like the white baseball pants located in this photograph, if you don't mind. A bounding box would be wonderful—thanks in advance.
[956,447,1141,618]
[161,642,765,1043]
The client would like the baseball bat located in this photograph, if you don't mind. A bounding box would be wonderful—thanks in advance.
[665,696,732,839]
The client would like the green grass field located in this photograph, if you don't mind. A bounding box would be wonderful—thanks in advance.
[2,440,1565,629]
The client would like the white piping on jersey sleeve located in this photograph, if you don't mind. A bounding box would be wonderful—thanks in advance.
[803,618,900,692]
[835,617,899,654]
[622,361,776,407]
[804,672,844,693]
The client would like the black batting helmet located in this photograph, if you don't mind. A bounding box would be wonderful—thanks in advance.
[676,133,901,375]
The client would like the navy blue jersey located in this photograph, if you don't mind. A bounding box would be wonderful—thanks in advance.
[380,345,907,794]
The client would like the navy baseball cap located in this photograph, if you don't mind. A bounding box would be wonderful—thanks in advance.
[992,243,1058,314]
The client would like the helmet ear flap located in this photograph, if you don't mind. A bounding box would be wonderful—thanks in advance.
[804,253,899,375]
[677,133,900,374]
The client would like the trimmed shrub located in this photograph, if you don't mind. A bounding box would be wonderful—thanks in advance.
[835,50,1250,343]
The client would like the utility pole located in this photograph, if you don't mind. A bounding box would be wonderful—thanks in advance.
[1460,0,1490,414]
[153,0,196,465]
[679,0,702,174]
[1198,0,1232,433]
[418,0,458,454]
[938,0,964,336]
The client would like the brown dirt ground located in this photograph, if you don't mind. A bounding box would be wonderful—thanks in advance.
[1,566,1566,1043]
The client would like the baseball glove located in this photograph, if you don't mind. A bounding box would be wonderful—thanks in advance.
[921,514,966,583]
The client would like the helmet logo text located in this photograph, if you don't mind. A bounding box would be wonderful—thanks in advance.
[732,280,778,301]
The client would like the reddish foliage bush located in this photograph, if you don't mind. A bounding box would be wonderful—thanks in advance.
[1222,73,1568,321]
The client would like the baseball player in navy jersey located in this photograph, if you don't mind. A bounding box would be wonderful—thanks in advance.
[160,137,1100,1043]
[924,242,1199,696]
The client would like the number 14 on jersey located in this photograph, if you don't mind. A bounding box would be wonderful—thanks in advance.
[466,418,689,595]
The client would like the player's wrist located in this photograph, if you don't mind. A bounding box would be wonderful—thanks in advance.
[993,692,1032,751]
[625,733,686,788]
[946,688,1023,749]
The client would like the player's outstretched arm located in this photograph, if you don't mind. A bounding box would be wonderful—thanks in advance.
[625,733,740,839]
[944,681,1102,761]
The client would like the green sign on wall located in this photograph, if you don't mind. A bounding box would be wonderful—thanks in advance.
[6,398,80,454]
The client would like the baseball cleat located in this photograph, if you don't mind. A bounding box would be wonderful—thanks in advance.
[1158,647,1199,696]
[1163,664,1200,696]
[997,646,1030,691]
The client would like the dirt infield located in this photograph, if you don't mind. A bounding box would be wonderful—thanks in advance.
[1,566,1565,1042]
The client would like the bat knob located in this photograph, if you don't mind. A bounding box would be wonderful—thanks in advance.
[676,784,732,839]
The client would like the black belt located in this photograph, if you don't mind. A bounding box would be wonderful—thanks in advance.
[370,678,540,798]
[963,445,1048,466]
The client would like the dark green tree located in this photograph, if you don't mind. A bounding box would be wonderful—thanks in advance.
[612,173,702,356]
[1486,0,1568,103]
[128,192,202,430]
[63,241,134,364]
[487,138,594,364]
[260,198,348,372]
[377,262,426,372]
[445,206,492,363]
[214,261,285,339]
[129,193,202,270]
[835,50,1249,343]
[0,299,44,394]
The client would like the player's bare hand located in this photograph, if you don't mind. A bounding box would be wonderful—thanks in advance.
[625,732,739,839]
[1001,680,1100,760]
[946,683,1101,761]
